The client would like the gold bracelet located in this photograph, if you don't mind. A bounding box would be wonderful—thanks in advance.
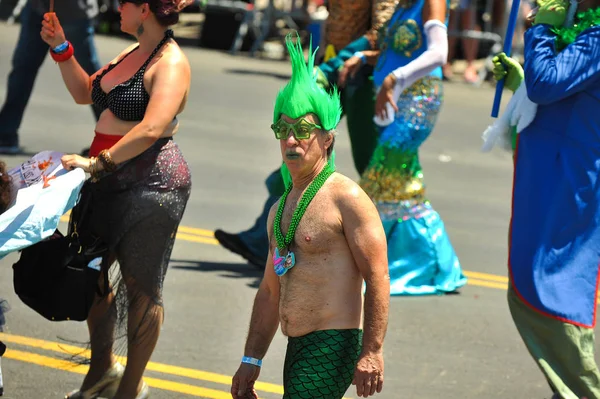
[98,149,117,172]
[89,157,98,179]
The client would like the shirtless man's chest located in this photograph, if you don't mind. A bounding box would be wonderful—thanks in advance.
[270,178,363,337]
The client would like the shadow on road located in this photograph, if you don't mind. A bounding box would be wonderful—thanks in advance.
[223,68,290,81]
[169,259,263,288]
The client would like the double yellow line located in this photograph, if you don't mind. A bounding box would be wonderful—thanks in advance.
[175,226,218,246]
[59,215,219,246]
[169,224,513,292]
[462,270,508,290]
[0,332,283,398]
[60,215,513,292]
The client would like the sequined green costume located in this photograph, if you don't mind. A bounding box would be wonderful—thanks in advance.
[283,329,363,399]
[360,0,467,295]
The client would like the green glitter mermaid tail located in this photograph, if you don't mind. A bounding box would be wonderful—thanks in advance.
[360,148,425,203]
[360,147,466,295]
[283,329,362,399]
[359,77,466,295]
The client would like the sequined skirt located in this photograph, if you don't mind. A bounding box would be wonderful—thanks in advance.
[83,137,191,295]
[360,77,443,203]
[379,201,466,295]
[360,77,466,295]
[64,137,191,356]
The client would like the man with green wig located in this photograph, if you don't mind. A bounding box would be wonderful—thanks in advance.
[231,33,390,399]
[213,0,399,269]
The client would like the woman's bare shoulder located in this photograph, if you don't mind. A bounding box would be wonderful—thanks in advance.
[112,42,140,65]
[161,42,190,67]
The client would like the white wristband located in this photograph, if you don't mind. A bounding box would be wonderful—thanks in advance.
[242,356,262,367]
[353,51,367,65]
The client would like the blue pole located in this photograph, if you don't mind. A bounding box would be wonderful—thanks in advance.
[491,0,522,117]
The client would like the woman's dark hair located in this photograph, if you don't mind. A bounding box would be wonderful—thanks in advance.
[0,161,12,214]
[148,0,191,26]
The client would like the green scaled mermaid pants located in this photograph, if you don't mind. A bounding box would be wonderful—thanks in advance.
[283,329,363,399]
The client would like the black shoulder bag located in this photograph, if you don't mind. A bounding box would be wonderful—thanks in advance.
[12,184,110,322]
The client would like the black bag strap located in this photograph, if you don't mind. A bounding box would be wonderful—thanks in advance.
[69,183,94,237]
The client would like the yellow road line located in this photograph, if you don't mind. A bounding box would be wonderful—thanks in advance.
[465,278,508,290]
[177,226,216,238]
[463,271,508,283]
[4,349,232,398]
[57,214,518,289]
[59,216,215,238]
[0,333,284,395]
[176,232,219,245]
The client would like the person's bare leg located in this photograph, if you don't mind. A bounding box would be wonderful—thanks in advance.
[492,0,505,31]
[461,7,481,83]
[113,282,163,398]
[79,290,117,391]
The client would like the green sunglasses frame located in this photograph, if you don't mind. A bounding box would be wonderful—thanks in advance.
[271,118,323,140]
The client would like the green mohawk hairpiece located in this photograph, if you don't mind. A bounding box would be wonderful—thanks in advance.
[273,32,342,131]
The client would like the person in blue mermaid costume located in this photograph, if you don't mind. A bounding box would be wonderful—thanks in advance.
[489,0,600,397]
[340,0,467,295]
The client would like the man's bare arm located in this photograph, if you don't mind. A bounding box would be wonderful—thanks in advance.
[339,183,390,354]
[243,203,281,359]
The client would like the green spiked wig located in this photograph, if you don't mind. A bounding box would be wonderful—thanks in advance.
[273,33,342,131]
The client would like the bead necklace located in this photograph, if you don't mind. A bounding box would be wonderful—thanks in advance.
[552,7,600,52]
[272,161,336,276]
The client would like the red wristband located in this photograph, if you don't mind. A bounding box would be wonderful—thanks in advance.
[49,41,74,63]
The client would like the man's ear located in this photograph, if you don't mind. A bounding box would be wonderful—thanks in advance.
[325,131,334,148]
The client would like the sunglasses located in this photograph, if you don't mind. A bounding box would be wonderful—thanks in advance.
[271,118,323,140]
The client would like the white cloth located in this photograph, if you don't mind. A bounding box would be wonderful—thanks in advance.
[6,151,66,207]
[392,19,448,92]
[0,152,86,259]
[481,81,538,152]
[374,19,448,127]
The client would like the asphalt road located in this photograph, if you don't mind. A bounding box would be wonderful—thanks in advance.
[0,21,595,399]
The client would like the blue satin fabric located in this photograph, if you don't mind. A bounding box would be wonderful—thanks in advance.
[510,24,600,327]
[382,202,466,295]
[0,167,85,259]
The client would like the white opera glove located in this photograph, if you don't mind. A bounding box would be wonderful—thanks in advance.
[374,19,449,127]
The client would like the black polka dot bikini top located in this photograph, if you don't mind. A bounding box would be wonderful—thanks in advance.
[91,30,173,122]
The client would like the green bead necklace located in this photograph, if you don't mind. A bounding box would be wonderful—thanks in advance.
[552,7,600,52]
[272,161,336,276]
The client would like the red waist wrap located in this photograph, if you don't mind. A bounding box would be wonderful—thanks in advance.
[89,132,124,157]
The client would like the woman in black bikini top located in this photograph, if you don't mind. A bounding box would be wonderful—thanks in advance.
[90,30,173,122]
[40,0,193,397]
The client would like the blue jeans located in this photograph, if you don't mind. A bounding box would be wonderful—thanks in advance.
[0,4,101,146]
[238,169,285,260]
